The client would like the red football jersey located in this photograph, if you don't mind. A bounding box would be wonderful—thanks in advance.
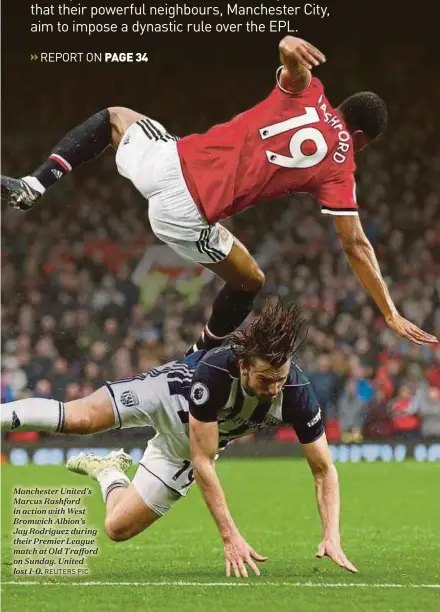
[177,71,359,225]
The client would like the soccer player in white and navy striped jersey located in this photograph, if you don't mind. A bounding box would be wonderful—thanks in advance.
[1,298,357,577]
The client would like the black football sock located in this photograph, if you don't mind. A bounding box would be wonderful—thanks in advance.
[23,109,112,193]
[192,286,257,352]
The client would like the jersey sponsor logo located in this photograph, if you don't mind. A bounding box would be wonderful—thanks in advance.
[219,412,281,433]
[122,134,131,145]
[120,390,140,408]
[307,407,322,428]
[190,382,210,405]
[218,406,233,421]
[263,414,282,428]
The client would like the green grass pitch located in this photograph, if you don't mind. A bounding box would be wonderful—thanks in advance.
[2,459,439,611]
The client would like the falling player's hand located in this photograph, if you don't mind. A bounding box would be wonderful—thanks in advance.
[224,532,268,578]
[385,313,438,346]
[284,37,326,70]
[316,539,358,573]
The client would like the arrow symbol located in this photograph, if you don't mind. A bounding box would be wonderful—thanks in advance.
[30,54,38,60]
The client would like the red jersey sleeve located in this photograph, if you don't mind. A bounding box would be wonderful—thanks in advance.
[314,168,359,216]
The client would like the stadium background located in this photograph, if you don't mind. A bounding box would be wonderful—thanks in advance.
[2,6,440,612]
[1,5,439,463]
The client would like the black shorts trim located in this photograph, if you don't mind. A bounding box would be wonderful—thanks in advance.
[196,227,224,263]
[104,382,122,429]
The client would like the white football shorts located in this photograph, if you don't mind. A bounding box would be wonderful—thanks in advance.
[115,117,233,264]
[104,369,196,517]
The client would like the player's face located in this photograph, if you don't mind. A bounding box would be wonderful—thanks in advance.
[240,358,291,401]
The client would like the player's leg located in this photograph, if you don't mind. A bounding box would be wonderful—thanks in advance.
[104,483,162,541]
[104,464,182,541]
[1,369,167,435]
[93,372,189,540]
[140,139,266,353]
[0,387,117,434]
[1,106,145,211]
[189,234,265,353]
[67,441,184,541]
[66,450,163,541]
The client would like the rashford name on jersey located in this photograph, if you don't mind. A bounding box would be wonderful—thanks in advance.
[177,74,358,225]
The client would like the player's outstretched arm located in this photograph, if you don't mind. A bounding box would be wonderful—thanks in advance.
[278,36,326,94]
[333,215,438,346]
[302,433,357,573]
[189,414,267,578]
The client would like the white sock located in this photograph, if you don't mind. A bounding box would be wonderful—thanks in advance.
[22,175,46,194]
[1,398,63,432]
[97,467,130,503]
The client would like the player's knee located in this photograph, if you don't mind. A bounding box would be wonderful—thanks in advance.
[244,267,265,293]
[108,106,131,124]
[69,410,94,435]
[64,400,101,434]
[254,267,265,291]
[226,265,265,293]
[104,518,132,542]
[108,106,140,147]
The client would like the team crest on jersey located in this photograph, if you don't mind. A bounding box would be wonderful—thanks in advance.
[190,382,210,405]
[120,390,139,408]
[11,410,21,430]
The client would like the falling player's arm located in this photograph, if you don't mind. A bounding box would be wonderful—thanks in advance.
[189,414,239,540]
[334,215,398,319]
[317,170,437,344]
[187,364,239,541]
[189,412,267,578]
[288,382,357,572]
[302,434,356,572]
[333,215,437,344]
[285,382,341,542]
[287,385,341,545]
[188,361,267,577]
[302,433,340,542]
[278,36,326,94]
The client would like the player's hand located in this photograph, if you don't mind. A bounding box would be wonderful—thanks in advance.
[223,532,268,578]
[385,313,438,346]
[281,37,326,70]
[316,538,357,573]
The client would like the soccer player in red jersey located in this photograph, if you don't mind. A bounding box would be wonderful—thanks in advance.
[2,36,437,349]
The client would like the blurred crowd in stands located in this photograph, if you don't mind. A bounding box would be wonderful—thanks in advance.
[2,41,439,442]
